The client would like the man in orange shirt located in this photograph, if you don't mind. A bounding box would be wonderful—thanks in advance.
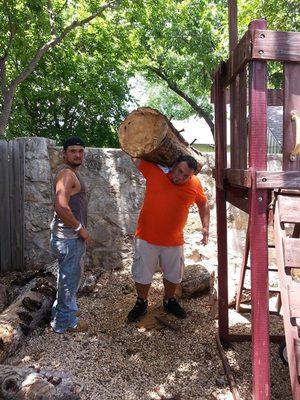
[127,155,210,322]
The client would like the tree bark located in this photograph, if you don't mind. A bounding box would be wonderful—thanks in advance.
[0,86,16,136]
[0,364,81,399]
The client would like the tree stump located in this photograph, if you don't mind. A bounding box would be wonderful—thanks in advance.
[179,264,213,298]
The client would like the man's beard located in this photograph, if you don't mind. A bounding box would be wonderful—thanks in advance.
[69,160,82,167]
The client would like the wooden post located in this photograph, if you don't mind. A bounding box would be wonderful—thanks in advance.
[248,19,270,400]
[229,0,247,169]
[228,0,238,51]
[215,64,229,340]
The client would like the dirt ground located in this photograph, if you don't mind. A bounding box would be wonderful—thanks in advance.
[3,261,292,400]
[0,210,293,399]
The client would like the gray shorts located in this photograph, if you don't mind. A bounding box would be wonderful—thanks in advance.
[132,238,185,285]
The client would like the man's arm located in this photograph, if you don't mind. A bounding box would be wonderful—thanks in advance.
[196,200,210,245]
[54,170,92,246]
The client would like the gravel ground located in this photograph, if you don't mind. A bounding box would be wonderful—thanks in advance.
[4,263,292,400]
[1,212,293,399]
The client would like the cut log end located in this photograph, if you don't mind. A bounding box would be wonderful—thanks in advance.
[119,107,204,171]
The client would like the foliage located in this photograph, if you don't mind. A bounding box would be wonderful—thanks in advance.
[123,0,228,128]
[1,0,300,145]
[0,0,133,146]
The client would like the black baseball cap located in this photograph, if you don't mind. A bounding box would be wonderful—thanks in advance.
[63,136,86,150]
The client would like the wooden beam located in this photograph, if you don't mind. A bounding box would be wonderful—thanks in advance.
[216,334,241,400]
[248,19,270,400]
[227,334,283,343]
[224,30,252,85]
[211,87,283,106]
[228,0,238,51]
[224,168,252,187]
[226,190,249,213]
[252,30,300,63]
[214,66,229,340]
[256,171,300,188]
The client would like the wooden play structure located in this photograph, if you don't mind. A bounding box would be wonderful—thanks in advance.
[213,9,300,400]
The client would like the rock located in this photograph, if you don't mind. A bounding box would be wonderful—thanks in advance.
[215,375,228,388]
[78,273,101,295]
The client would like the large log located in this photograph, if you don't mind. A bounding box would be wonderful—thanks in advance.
[0,365,81,399]
[119,107,204,172]
[0,265,57,363]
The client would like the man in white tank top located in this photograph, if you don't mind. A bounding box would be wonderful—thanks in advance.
[50,136,92,334]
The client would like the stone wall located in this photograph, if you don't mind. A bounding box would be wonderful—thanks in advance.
[23,137,282,271]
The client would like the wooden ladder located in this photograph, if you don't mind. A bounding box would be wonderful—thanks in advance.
[274,191,300,399]
[235,215,281,314]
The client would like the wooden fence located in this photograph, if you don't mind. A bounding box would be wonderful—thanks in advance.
[0,139,25,273]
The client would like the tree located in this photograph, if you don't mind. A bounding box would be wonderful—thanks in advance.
[125,0,300,139]
[121,0,228,137]
[0,0,124,138]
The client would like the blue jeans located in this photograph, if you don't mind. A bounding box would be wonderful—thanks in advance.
[50,235,85,333]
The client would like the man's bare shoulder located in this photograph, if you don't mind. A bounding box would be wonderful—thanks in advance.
[55,167,77,185]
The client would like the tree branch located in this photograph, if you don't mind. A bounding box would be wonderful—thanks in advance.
[47,0,58,38]
[0,0,15,98]
[2,0,15,59]
[57,0,69,16]
[0,0,123,136]
[12,0,123,88]
[0,60,7,99]
[148,65,214,136]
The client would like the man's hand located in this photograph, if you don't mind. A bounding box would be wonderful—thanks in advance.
[79,227,93,247]
[200,227,209,246]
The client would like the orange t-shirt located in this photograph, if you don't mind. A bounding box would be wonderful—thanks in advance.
[135,160,207,246]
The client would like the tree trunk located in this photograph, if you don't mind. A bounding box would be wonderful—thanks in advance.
[0,364,81,399]
[0,88,15,136]
[0,269,56,363]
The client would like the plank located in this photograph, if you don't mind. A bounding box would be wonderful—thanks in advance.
[283,238,300,268]
[256,171,300,189]
[230,68,248,169]
[226,189,249,213]
[211,87,283,106]
[252,30,300,63]
[0,140,11,273]
[225,168,252,187]
[287,284,300,319]
[295,339,300,380]
[214,64,227,189]
[283,63,300,171]
[224,30,252,85]
[10,140,25,271]
[278,195,300,223]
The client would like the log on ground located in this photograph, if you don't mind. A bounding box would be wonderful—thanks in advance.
[179,264,214,298]
[0,364,81,400]
[0,268,56,363]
